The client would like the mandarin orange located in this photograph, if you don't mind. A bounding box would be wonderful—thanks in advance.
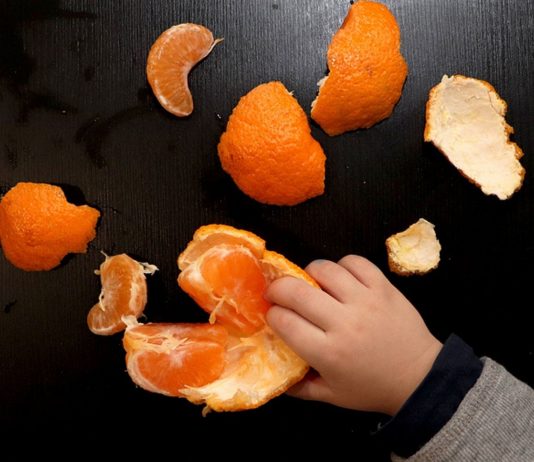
[123,225,316,412]
[218,81,326,206]
[147,23,222,117]
[178,224,317,337]
[311,0,408,135]
[0,182,100,271]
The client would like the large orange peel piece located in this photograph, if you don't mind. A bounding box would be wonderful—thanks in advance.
[0,182,100,271]
[311,0,408,135]
[147,23,222,117]
[218,81,326,206]
[123,224,317,412]
[425,75,525,200]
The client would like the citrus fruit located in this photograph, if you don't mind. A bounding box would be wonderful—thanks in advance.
[311,0,408,136]
[386,219,441,276]
[217,81,326,206]
[146,23,222,117]
[124,322,228,396]
[425,75,525,200]
[123,224,316,412]
[0,182,100,271]
[87,253,158,336]
[180,326,308,412]
[177,224,316,337]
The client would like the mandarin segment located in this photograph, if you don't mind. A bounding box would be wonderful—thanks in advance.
[0,182,100,271]
[178,244,270,336]
[147,23,222,117]
[311,0,408,135]
[124,323,228,396]
[217,81,326,206]
[87,254,158,336]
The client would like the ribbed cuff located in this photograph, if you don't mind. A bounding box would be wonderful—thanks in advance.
[375,334,483,457]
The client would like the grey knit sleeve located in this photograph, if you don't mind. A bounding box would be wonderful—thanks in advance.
[392,358,534,462]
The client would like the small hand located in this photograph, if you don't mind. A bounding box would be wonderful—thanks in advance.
[265,255,442,416]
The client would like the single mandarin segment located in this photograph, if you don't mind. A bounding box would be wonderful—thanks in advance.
[217,81,326,206]
[87,254,158,336]
[0,182,100,271]
[147,23,222,117]
[120,224,318,412]
[124,322,228,396]
[179,245,270,336]
[311,0,408,135]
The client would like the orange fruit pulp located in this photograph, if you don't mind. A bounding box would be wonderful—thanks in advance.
[124,322,228,396]
[123,225,317,412]
[87,253,158,336]
[146,23,222,117]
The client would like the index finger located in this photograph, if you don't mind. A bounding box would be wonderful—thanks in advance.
[266,305,327,367]
[265,276,340,331]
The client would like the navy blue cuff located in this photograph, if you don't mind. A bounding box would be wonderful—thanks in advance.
[375,334,483,457]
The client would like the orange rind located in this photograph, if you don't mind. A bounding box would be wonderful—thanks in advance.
[425,75,525,199]
[0,182,100,271]
[218,81,326,206]
[311,0,408,135]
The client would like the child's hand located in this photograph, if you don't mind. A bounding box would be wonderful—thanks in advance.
[265,256,442,416]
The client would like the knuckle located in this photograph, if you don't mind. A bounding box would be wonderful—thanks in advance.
[306,259,337,280]
[268,306,294,333]
[266,276,294,301]
[338,254,369,269]
[339,255,386,283]
[290,280,314,305]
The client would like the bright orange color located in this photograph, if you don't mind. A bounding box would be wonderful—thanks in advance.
[120,224,316,412]
[124,323,228,396]
[0,182,100,271]
[218,81,326,206]
[178,224,317,337]
[87,254,157,336]
[179,245,270,336]
[146,23,222,117]
[311,0,408,136]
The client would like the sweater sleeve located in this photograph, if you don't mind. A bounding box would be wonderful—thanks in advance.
[392,358,534,461]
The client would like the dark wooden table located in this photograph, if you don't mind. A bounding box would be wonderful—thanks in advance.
[1,0,533,459]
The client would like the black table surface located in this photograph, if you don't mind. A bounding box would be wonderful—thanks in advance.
[1,0,533,459]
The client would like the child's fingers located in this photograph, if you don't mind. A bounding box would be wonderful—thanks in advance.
[337,255,387,289]
[305,259,368,302]
[265,277,338,331]
[266,305,327,365]
[286,373,334,403]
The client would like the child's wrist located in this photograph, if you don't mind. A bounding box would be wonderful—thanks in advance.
[387,338,443,415]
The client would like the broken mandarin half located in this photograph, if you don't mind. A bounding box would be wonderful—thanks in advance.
[123,224,317,412]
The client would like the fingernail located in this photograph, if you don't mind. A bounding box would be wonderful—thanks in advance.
[312,259,328,264]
